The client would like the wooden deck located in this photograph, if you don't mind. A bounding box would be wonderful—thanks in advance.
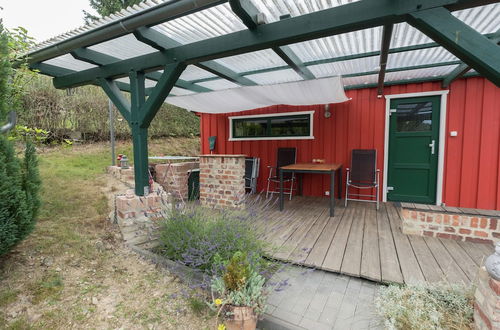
[254,196,494,285]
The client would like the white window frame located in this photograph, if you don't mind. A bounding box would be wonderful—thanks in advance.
[383,90,449,206]
[228,110,315,141]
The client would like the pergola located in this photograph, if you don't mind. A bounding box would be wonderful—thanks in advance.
[25,0,500,196]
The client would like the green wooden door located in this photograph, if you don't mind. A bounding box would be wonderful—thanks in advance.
[387,96,440,204]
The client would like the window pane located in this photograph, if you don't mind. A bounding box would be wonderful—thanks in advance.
[233,118,267,137]
[270,115,310,136]
[396,102,432,132]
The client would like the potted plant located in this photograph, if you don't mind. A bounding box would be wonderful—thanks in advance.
[210,252,267,330]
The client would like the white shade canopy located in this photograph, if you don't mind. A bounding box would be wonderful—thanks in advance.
[165,76,349,113]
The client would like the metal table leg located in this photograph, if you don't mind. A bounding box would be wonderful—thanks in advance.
[279,169,284,211]
[337,167,342,200]
[330,170,335,217]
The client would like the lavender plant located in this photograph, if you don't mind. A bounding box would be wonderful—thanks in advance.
[157,202,273,277]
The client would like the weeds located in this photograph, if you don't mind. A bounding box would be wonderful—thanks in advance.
[375,281,474,330]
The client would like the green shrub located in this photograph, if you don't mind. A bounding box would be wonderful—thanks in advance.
[0,138,41,255]
[375,282,474,330]
[157,205,269,276]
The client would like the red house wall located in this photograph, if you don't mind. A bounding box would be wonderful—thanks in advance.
[199,77,500,210]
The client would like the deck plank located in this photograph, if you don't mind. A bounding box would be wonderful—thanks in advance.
[274,205,326,261]
[440,238,480,282]
[407,235,445,283]
[360,205,381,282]
[386,203,425,283]
[424,237,470,284]
[288,208,331,264]
[377,204,404,284]
[304,206,345,268]
[457,241,489,267]
[321,206,355,273]
[340,206,366,277]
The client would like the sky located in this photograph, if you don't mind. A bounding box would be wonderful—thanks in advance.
[1,0,96,42]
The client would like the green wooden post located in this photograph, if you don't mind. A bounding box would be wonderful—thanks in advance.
[99,64,185,196]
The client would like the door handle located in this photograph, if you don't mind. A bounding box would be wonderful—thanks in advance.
[429,140,435,155]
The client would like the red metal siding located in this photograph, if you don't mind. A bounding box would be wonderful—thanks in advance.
[199,77,500,210]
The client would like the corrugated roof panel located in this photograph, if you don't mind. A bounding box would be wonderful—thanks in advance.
[342,74,378,87]
[115,77,158,88]
[384,65,458,82]
[288,27,382,63]
[244,69,302,85]
[196,79,240,90]
[43,54,98,71]
[251,0,360,23]
[178,65,217,81]
[89,34,158,59]
[213,49,287,73]
[307,56,379,78]
[454,3,500,33]
[152,3,246,45]
[387,47,458,69]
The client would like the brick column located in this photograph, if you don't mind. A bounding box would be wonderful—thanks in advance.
[475,266,500,329]
[154,162,199,201]
[199,155,246,209]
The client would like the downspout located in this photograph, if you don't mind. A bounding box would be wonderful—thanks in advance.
[19,0,227,66]
[0,111,17,134]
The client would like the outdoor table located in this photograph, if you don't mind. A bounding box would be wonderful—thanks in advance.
[279,163,342,217]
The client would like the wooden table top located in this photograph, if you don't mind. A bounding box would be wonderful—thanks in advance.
[280,163,342,172]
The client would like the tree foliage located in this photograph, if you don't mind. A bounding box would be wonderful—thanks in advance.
[0,23,41,256]
[84,0,142,23]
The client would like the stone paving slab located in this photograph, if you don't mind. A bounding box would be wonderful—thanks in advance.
[259,266,384,330]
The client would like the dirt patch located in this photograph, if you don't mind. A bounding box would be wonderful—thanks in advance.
[0,144,214,329]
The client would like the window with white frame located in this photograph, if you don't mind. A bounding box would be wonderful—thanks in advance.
[229,111,314,141]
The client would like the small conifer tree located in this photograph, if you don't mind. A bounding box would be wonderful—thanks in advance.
[0,23,41,256]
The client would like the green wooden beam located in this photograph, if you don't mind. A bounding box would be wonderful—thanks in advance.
[272,46,316,80]
[53,0,497,89]
[71,47,211,93]
[186,31,495,84]
[99,78,132,122]
[31,62,153,96]
[229,0,260,29]
[377,24,393,96]
[99,64,185,196]
[141,63,187,127]
[441,29,500,88]
[345,71,480,91]
[134,27,257,86]
[409,7,500,87]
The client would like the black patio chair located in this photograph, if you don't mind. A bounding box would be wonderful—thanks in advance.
[245,157,260,194]
[266,148,297,200]
[345,149,380,209]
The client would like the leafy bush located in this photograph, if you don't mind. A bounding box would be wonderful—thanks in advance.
[375,282,474,330]
[210,252,268,317]
[19,75,200,142]
[157,205,270,277]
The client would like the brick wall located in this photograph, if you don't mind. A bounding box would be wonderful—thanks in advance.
[154,162,199,201]
[475,266,500,329]
[107,165,135,186]
[401,209,499,244]
[113,186,172,248]
[199,155,245,209]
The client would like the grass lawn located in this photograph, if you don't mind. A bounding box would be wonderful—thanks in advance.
[0,137,215,329]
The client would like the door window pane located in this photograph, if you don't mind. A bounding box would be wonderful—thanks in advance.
[396,101,432,132]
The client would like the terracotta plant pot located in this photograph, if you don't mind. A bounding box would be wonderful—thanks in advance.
[224,306,257,330]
